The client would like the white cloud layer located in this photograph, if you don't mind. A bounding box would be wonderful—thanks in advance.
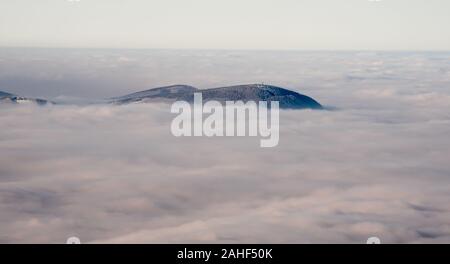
[1,50,450,243]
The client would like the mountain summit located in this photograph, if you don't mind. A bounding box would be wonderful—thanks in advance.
[0,90,50,105]
[112,84,323,109]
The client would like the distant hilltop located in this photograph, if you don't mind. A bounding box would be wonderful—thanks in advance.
[112,84,323,110]
[1,84,323,110]
[0,91,50,105]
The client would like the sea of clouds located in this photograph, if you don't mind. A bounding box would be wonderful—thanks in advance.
[1,49,450,243]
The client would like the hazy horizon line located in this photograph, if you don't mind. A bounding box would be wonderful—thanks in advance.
[1,46,450,53]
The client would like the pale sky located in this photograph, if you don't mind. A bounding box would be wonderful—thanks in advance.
[0,0,450,50]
